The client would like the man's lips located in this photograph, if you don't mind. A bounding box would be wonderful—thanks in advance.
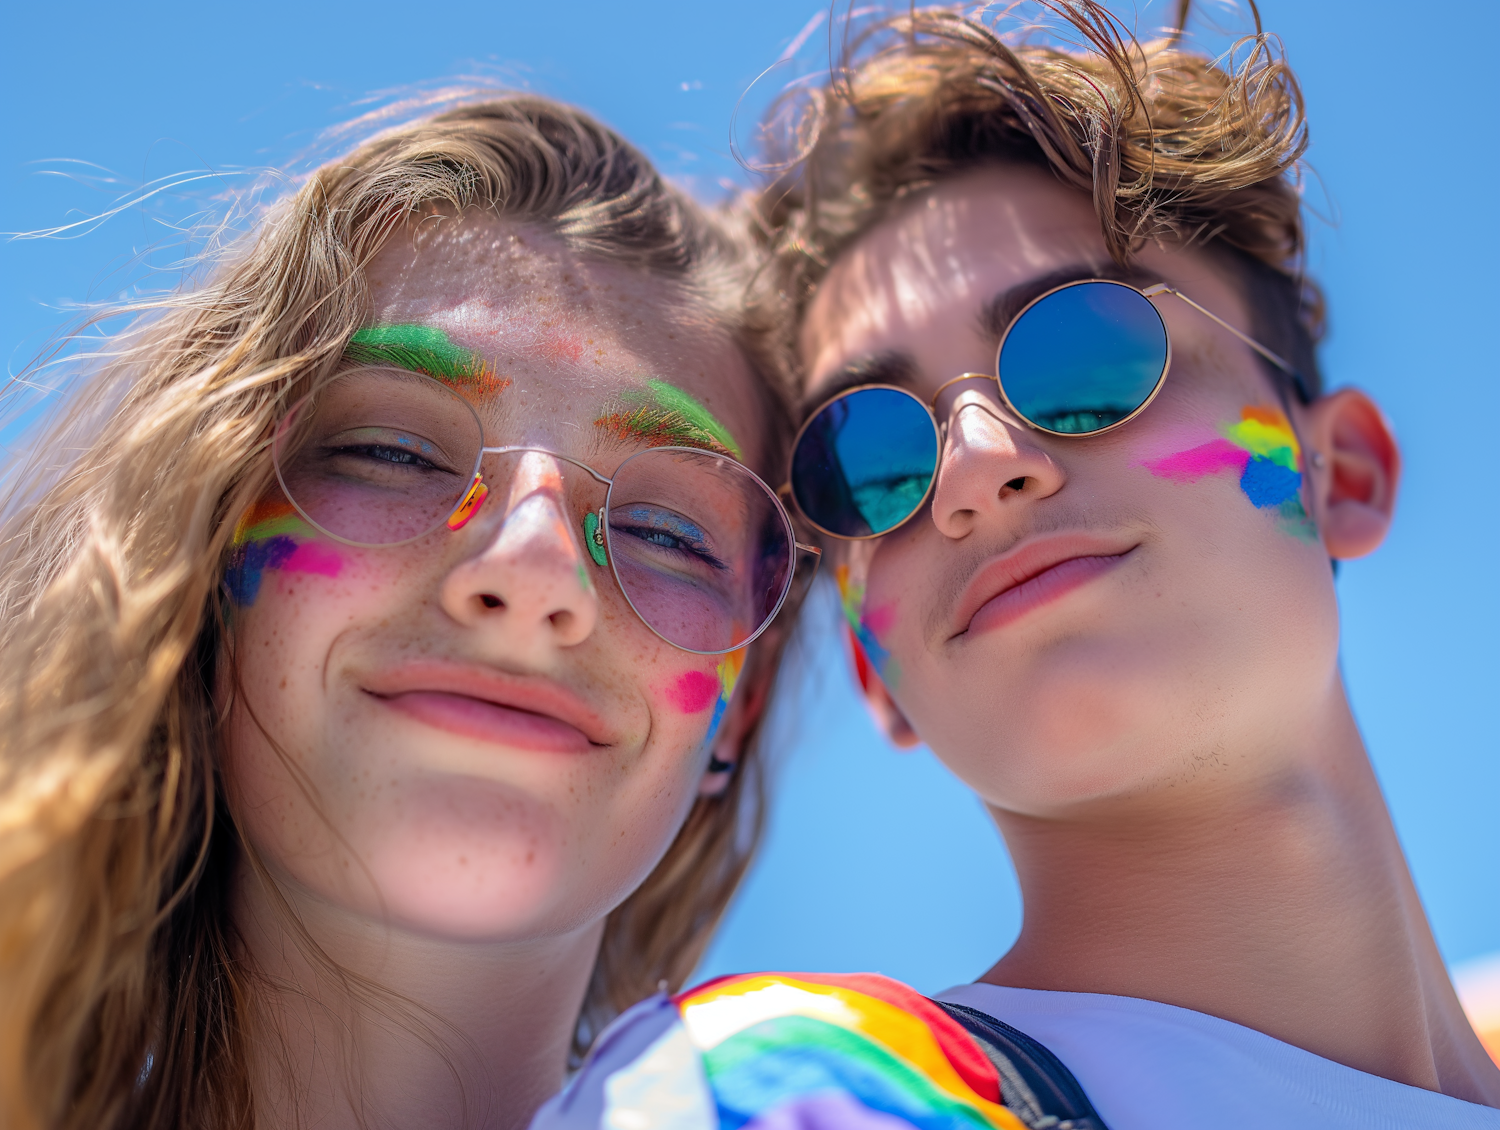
[362,662,609,753]
[951,535,1138,639]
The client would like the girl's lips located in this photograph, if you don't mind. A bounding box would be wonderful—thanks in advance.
[960,543,1134,636]
[375,690,594,753]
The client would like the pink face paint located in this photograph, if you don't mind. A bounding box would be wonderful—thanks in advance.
[666,670,720,715]
[1141,438,1249,482]
[281,542,346,578]
[1139,406,1319,543]
[860,601,898,638]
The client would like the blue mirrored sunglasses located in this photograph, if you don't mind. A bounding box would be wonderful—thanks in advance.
[787,279,1304,540]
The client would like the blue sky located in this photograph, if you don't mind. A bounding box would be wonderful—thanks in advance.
[3,0,1496,989]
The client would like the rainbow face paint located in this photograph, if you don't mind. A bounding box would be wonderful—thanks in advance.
[346,324,510,396]
[1141,406,1319,542]
[225,499,347,605]
[594,379,742,460]
[701,648,746,749]
[835,564,901,689]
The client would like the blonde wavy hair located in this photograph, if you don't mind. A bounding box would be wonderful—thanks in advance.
[754,0,1324,400]
[0,96,793,1130]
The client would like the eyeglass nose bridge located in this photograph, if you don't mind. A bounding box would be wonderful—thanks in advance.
[460,444,815,655]
[447,445,615,531]
[928,372,999,410]
[928,372,1031,440]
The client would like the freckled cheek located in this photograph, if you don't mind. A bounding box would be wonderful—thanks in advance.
[232,549,416,697]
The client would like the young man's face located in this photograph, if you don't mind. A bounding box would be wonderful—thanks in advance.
[800,164,1377,817]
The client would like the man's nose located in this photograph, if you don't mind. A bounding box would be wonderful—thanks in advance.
[438,452,599,659]
[928,389,1066,539]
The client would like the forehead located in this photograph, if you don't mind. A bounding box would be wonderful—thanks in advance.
[800,165,1112,391]
[363,211,766,464]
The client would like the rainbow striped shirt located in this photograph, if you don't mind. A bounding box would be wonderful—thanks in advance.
[530,973,1033,1130]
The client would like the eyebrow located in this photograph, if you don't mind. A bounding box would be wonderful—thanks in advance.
[345,324,508,393]
[976,262,1164,346]
[593,390,741,460]
[800,351,922,417]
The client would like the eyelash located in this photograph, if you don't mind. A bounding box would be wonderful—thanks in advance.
[332,442,446,472]
[613,507,727,570]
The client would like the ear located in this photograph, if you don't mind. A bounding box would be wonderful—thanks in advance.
[697,645,773,798]
[1304,388,1401,560]
[845,624,922,750]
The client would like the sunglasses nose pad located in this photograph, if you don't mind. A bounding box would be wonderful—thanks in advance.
[447,472,490,531]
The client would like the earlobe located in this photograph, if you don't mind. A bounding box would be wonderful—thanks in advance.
[698,746,737,797]
[846,625,922,750]
[1306,388,1401,560]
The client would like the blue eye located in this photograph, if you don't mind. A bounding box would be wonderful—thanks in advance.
[612,506,727,570]
[342,444,438,468]
[324,428,453,473]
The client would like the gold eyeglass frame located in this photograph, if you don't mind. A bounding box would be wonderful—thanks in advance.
[273,367,819,655]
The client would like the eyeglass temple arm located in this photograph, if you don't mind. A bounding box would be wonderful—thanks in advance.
[1143,284,1300,380]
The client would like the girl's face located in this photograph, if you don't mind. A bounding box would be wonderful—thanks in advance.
[222,213,768,943]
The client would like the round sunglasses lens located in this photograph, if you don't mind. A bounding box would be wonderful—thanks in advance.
[274,368,483,545]
[791,388,939,537]
[606,449,793,653]
[998,281,1168,434]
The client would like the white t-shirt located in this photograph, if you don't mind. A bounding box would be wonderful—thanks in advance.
[938,981,1500,1130]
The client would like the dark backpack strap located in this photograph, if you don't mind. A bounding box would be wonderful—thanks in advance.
[934,1000,1109,1130]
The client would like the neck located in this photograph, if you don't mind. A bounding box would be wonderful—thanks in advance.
[983,680,1500,1106]
[234,868,601,1130]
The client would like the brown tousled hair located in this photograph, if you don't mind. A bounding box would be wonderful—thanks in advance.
[0,96,791,1130]
[754,0,1324,398]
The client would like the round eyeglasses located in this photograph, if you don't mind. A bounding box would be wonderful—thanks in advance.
[272,366,816,654]
[788,278,1305,539]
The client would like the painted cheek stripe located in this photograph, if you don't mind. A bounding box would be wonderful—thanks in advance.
[702,648,746,749]
[225,498,347,605]
[1139,438,1248,482]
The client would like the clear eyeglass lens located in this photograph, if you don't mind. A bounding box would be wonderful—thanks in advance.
[607,448,793,653]
[274,370,792,652]
[274,367,483,546]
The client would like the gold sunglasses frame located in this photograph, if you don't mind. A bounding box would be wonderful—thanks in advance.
[786,278,1301,541]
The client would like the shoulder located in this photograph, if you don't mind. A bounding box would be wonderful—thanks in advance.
[530,972,1031,1130]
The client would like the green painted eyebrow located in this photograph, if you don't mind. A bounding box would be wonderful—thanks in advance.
[346,324,507,393]
[594,379,743,460]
